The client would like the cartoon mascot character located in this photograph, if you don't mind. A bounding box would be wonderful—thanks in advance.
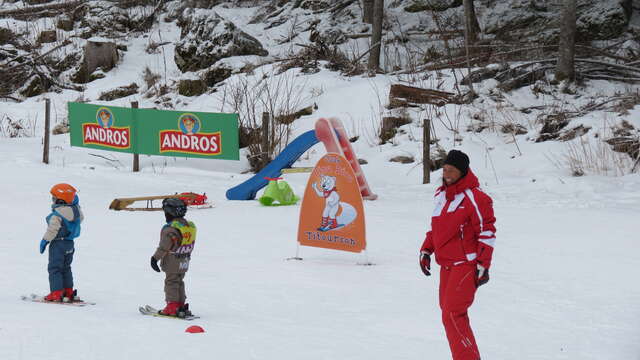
[312,175,342,231]
[98,110,112,128]
[182,116,196,135]
[311,174,358,231]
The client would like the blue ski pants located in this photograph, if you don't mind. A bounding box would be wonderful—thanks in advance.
[48,240,74,292]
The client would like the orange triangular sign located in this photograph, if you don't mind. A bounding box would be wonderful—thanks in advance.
[297,153,366,253]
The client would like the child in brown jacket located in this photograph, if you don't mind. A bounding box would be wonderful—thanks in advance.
[150,198,196,318]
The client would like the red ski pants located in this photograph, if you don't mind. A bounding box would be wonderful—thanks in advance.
[439,263,481,360]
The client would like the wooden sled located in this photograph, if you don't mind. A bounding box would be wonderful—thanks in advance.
[281,167,314,174]
[109,192,213,211]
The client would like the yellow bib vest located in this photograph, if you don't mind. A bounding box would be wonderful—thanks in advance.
[169,220,196,254]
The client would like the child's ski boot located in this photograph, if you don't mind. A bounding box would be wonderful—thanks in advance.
[159,301,181,316]
[63,288,80,302]
[44,290,64,302]
[177,303,193,318]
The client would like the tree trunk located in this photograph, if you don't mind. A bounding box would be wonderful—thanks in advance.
[555,0,577,82]
[362,0,373,24]
[388,84,455,107]
[368,0,383,74]
[463,0,480,45]
[423,119,431,184]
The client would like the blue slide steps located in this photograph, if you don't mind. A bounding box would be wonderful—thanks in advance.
[226,130,319,200]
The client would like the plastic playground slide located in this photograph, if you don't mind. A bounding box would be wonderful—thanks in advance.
[315,118,378,200]
[225,130,319,200]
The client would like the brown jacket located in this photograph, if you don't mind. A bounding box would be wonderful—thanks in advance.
[153,218,192,274]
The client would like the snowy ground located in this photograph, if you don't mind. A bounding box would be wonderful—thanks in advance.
[1,115,639,360]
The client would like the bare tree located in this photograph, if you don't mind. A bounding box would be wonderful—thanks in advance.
[362,0,373,24]
[556,0,577,82]
[462,0,480,95]
[463,0,481,45]
[220,71,309,172]
[368,0,383,74]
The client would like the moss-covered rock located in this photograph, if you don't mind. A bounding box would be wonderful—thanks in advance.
[404,0,461,13]
[56,14,74,31]
[71,63,89,84]
[19,76,48,97]
[299,0,331,11]
[0,27,16,45]
[203,65,233,87]
[389,155,415,164]
[577,1,630,41]
[485,0,631,43]
[178,79,207,97]
[98,83,139,101]
[37,30,57,44]
[175,11,268,72]
[380,116,412,143]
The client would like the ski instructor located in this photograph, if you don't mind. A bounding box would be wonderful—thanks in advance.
[419,149,496,360]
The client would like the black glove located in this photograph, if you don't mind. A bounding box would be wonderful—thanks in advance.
[419,251,431,277]
[150,256,161,272]
[477,265,489,287]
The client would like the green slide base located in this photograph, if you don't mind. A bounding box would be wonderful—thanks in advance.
[259,180,299,206]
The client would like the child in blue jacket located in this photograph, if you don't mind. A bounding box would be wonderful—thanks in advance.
[41,183,84,302]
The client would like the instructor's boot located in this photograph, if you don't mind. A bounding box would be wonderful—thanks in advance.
[44,290,64,302]
[160,301,182,316]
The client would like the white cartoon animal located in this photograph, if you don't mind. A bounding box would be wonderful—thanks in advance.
[312,174,357,231]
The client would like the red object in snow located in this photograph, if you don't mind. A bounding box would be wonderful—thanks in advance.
[178,192,208,206]
[185,325,205,333]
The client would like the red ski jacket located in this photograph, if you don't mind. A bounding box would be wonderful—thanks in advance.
[421,169,496,269]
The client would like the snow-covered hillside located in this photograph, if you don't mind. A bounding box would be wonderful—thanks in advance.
[2,96,640,360]
[1,1,639,360]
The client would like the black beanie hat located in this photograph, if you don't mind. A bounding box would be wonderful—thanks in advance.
[444,150,470,176]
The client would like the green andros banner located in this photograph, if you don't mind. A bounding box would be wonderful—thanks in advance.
[136,108,239,160]
[69,103,134,153]
[68,103,239,160]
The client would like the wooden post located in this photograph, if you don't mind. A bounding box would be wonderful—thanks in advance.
[367,0,383,74]
[362,0,374,24]
[42,98,50,164]
[262,112,270,166]
[423,119,431,184]
[131,101,139,172]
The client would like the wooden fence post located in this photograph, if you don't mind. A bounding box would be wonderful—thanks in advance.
[423,119,431,184]
[42,98,50,164]
[131,101,139,172]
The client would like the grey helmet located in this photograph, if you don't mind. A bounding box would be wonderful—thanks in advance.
[162,198,187,218]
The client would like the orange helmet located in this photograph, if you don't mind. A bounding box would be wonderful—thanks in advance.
[50,183,77,204]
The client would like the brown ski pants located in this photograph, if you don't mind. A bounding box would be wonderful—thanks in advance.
[164,273,186,303]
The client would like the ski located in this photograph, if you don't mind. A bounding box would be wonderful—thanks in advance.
[21,294,96,306]
[317,224,345,232]
[139,305,200,320]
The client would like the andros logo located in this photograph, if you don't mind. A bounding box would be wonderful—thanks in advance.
[159,114,221,156]
[82,107,130,149]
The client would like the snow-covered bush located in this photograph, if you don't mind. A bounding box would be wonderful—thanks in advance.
[0,114,36,138]
[218,69,309,172]
[555,120,637,177]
